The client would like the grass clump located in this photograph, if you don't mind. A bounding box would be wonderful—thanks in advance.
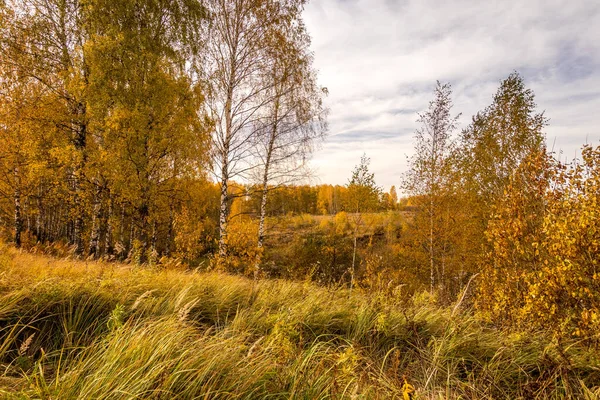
[0,245,599,399]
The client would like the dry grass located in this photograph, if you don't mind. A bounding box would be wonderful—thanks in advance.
[0,244,599,399]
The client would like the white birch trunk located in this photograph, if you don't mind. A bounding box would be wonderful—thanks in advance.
[13,167,22,248]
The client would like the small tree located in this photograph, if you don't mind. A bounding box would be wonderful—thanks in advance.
[403,81,460,292]
[455,72,547,281]
[458,72,546,224]
[346,154,382,288]
[389,185,398,210]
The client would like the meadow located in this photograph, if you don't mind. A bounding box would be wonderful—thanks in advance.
[1,245,599,399]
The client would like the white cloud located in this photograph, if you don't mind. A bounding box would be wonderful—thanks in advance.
[303,0,600,189]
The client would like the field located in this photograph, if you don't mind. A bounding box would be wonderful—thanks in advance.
[0,245,599,399]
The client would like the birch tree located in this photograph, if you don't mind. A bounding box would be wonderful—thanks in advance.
[85,0,208,262]
[252,1,327,272]
[0,60,38,247]
[0,0,91,253]
[0,0,209,260]
[204,0,305,263]
[403,81,460,292]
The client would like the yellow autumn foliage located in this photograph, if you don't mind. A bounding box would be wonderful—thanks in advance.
[479,146,600,341]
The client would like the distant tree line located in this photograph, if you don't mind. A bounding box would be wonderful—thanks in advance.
[230,181,399,217]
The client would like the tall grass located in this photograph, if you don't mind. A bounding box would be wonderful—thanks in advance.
[0,244,599,399]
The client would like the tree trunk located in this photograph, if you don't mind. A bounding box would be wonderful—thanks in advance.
[351,204,360,290]
[254,88,281,276]
[88,183,102,258]
[72,100,87,255]
[218,175,229,263]
[53,209,62,242]
[72,162,85,253]
[255,137,275,277]
[35,189,41,242]
[217,119,232,263]
[46,210,53,242]
[118,202,126,258]
[255,177,269,277]
[104,195,113,257]
[165,206,174,257]
[137,202,149,264]
[151,220,157,260]
[128,216,135,255]
[13,167,22,248]
[217,48,237,266]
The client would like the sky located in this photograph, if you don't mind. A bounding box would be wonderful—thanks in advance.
[302,0,600,190]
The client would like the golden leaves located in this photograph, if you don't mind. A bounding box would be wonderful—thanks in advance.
[478,146,600,340]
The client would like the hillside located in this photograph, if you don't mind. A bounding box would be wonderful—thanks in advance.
[0,246,599,399]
